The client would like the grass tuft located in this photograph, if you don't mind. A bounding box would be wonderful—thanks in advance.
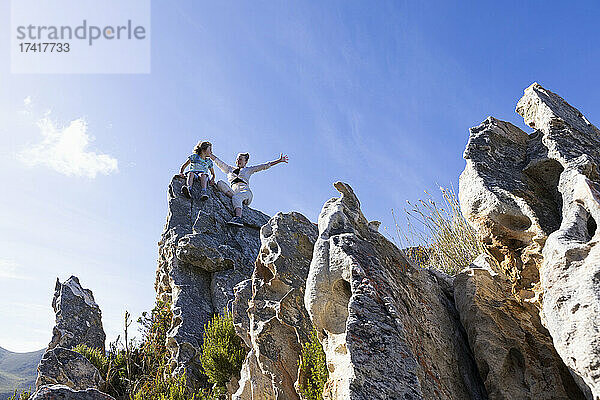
[392,185,484,275]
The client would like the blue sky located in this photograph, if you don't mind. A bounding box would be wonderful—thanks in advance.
[1,1,599,352]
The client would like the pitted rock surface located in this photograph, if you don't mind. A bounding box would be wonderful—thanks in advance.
[459,83,600,399]
[519,84,600,399]
[454,254,584,400]
[233,212,318,400]
[459,116,562,301]
[304,182,486,400]
[155,176,269,388]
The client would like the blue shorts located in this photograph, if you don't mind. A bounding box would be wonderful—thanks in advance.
[186,170,209,177]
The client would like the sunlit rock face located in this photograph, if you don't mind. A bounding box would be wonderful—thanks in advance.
[155,177,269,388]
[232,212,318,400]
[30,385,116,400]
[48,276,106,352]
[459,82,600,399]
[36,347,105,391]
[304,182,486,400]
[454,254,585,400]
[35,276,107,395]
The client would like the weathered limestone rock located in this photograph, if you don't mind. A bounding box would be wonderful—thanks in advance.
[231,279,253,348]
[233,212,318,400]
[305,182,487,400]
[36,347,104,391]
[454,254,584,400]
[233,349,273,400]
[155,176,269,388]
[459,117,562,301]
[48,276,106,352]
[31,385,115,400]
[459,83,600,398]
[36,277,106,393]
[517,84,600,400]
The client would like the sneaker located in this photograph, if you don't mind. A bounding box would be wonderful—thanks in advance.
[181,186,191,198]
[200,188,209,201]
[227,216,244,227]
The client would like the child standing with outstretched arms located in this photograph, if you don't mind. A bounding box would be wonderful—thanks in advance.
[179,141,215,200]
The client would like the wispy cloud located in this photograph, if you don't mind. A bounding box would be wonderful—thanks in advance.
[23,96,32,106]
[0,260,31,280]
[18,117,118,178]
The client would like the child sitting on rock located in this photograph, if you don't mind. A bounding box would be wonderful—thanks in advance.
[179,141,215,200]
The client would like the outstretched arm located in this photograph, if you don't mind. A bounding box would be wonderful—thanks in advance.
[179,159,190,176]
[247,153,289,173]
[209,151,233,174]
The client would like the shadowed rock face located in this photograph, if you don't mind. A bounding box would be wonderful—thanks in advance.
[155,176,269,388]
[454,254,585,400]
[232,212,318,400]
[305,182,487,400]
[459,83,600,399]
[48,276,106,352]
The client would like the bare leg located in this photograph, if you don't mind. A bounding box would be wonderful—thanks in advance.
[186,172,194,188]
[217,180,234,197]
[200,174,208,189]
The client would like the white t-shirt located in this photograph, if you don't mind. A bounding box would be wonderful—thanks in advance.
[212,155,271,188]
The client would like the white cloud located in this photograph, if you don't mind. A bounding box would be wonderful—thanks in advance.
[18,117,118,178]
[0,260,31,280]
[23,96,32,106]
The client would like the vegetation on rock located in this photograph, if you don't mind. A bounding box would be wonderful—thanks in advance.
[71,300,234,400]
[394,185,484,274]
[7,390,31,400]
[199,311,246,390]
[297,328,328,400]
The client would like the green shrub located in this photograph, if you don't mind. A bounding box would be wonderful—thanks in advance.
[199,311,246,389]
[297,329,328,400]
[73,342,129,397]
[138,299,172,372]
[134,364,195,400]
[73,301,231,399]
[8,389,31,400]
[73,344,109,375]
[393,185,485,275]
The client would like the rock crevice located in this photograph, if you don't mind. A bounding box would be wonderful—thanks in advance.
[459,82,600,399]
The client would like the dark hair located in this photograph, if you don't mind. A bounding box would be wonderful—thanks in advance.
[194,141,212,155]
[238,152,250,162]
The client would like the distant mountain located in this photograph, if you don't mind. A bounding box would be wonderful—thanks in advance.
[0,346,44,400]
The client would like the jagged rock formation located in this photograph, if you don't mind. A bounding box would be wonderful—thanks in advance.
[459,116,560,301]
[155,177,269,387]
[29,82,600,400]
[36,347,104,391]
[518,84,600,400]
[48,276,106,352]
[459,83,600,399]
[454,254,584,400]
[30,385,115,400]
[34,276,108,399]
[233,212,318,400]
[304,182,487,400]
